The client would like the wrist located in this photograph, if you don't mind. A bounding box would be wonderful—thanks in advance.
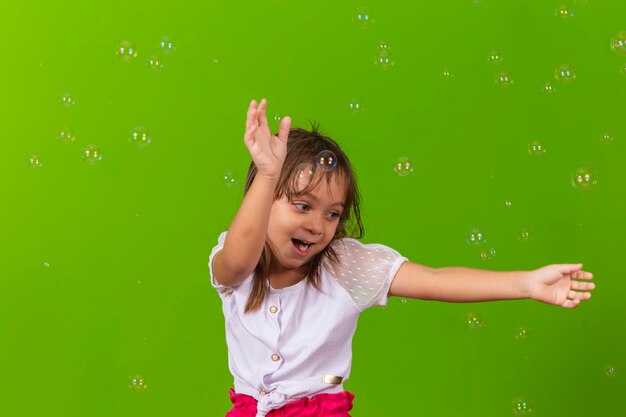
[521,270,534,299]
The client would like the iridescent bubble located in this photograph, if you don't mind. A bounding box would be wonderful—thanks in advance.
[375,50,394,69]
[441,68,453,79]
[158,36,176,54]
[605,364,618,377]
[116,40,138,62]
[377,40,390,51]
[487,50,502,64]
[129,126,151,148]
[128,374,147,391]
[464,312,484,330]
[571,166,597,190]
[542,82,556,93]
[528,140,546,156]
[554,4,574,18]
[315,150,337,172]
[81,144,103,165]
[555,64,576,83]
[478,247,497,260]
[504,200,513,208]
[27,155,42,168]
[610,31,626,56]
[223,170,238,188]
[353,7,374,29]
[61,92,75,108]
[294,162,316,190]
[514,326,531,341]
[512,397,533,416]
[495,70,513,87]
[348,98,363,113]
[600,132,614,143]
[466,228,487,246]
[147,55,163,70]
[43,261,51,268]
[393,156,414,176]
[517,228,533,242]
[58,127,76,144]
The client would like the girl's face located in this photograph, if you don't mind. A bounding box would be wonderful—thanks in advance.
[267,171,347,276]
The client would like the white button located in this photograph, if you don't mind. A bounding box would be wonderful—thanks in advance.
[271,354,280,361]
[269,306,278,313]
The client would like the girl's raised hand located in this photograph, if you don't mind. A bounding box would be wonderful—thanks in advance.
[528,263,595,308]
[244,98,291,180]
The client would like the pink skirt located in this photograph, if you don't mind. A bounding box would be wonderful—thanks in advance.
[225,388,355,417]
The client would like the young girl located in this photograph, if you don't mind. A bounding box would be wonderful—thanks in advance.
[208,98,596,417]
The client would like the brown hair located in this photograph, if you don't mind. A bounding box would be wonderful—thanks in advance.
[242,121,364,314]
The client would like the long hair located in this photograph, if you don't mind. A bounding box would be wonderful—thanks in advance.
[241,121,364,314]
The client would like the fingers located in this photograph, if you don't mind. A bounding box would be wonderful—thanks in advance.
[277,116,291,141]
[571,280,595,291]
[246,99,257,132]
[257,98,269,130]
[568,289,592,300]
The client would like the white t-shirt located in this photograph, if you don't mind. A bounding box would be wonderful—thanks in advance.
[208,231,408,417]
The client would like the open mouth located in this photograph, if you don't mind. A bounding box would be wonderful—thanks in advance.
[292,238,313,255]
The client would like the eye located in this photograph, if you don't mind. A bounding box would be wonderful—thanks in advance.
[294,203,310,211]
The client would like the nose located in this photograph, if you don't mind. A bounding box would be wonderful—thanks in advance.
[303,213,324,236]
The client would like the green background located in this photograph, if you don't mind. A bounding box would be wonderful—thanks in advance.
[1,0,624,416]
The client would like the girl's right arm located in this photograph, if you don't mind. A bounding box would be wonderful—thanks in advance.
[212,98,291,287]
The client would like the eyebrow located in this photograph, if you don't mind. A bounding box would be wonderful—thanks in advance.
[302,192,345,208]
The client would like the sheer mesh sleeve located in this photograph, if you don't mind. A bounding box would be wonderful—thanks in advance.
[324,238,408,312]
[208,231,234,299]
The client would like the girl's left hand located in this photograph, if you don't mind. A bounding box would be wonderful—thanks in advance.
[527,264,595,308]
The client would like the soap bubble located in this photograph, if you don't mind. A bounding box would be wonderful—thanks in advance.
[610,31,626,56]
[377,40,390,51]
[223,170,238,188]
[466,228,486,246]
[514,326,531,341]
[464,312,484,329]
[81,144,102,165]
[441,68,453,79]
[517,228,533,242]
[555,64,576,83]
[147,55,163,70]
[128,374,147,391]
[315,150,337,171]
[27,155,43,168]
[116,40,138,61]
[487,50,502,64]
[60,92,75,107]
[528,140,546,156]
[605,364,618,377]
[478,247,497,260]
[504,200,513,208]
[294,162,316,190]
[353,7,374,29]
[554,4,574,18]
[571,166,597,190]
[600,132,614,143]
[393,156,414,176]
[129,126,151,148]
[375,50,394,69]
[512,397,533,416]
[495,70,513,87]
[58,127,76,144]
[158,36,176,54]
[43,261,51,268]
[542,82,556,93]
[348,98,363,113]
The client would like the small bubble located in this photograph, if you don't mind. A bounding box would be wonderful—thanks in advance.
[555,64,576,83]
[116,40,138,62]
[27,155,43,168]
[441,68,453,79]
[223,171,238,188]
[377,41,390,51]
[466,228,487,246]
[375,50,394,69]
[528,140,546,156]
[60,92,75,108]
[600,132,614,143]
[495,70,513,88]
[81,144,103,165]
[43,261,51,268]
[542,82,556,93]
[512,397,533,416]
[504,200,513,208]
[129,126,151,148]
[464,312,484,329]
[554,4,574,18]
[571,166,597,190]
[348,98,363,113]
[158,36,176,54]
[514,326,531,341]
[353,7,374,29]
[610,31,626,56]
[487,50,502,64]
[147,55,163,70]
[517,228,533,242]
[128,374,147,391]
[478,247,497,260]
[58,127,76,144]
[315,150,337,172]
[605,364,618,377]
[393,156,414,176]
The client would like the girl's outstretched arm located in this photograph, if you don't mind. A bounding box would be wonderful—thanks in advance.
[389,262,595,307]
